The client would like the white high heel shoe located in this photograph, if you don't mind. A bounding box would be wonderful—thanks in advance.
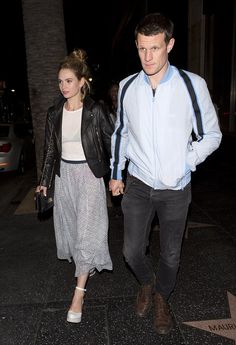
[67,286,86,323]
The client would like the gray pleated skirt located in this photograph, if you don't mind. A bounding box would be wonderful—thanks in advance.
[53,160,113,277]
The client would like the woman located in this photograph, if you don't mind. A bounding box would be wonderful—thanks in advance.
[107,81,119,126]
[36,48,113,323]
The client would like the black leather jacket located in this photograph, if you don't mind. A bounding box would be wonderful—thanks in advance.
[40,95,113,188]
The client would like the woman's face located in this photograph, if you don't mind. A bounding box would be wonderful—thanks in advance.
[109,84,119,102]
[58,68,84,99]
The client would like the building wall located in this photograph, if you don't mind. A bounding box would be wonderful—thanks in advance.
[188,0,236,132]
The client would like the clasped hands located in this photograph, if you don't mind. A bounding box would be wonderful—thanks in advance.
[109,179,124,196]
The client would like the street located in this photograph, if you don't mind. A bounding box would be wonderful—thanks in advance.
[0,168,37,216]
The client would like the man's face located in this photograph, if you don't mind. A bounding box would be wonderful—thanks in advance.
[136,33,175,77]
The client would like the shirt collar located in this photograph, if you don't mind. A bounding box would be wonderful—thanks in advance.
[142,62,173,85]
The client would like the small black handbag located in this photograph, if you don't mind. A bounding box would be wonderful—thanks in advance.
[34,190,54,213]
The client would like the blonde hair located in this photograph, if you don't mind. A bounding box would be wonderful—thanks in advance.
[58,48,91,100]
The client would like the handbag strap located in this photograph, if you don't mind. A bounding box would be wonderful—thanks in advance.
[39,127,54,186]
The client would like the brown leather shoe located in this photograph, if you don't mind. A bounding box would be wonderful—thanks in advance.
[153,293,173,335]
[135,282,154,317]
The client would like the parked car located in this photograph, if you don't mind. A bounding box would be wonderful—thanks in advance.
[0,122,35,174]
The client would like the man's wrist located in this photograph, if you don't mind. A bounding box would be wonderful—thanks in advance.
[111,169,122,180]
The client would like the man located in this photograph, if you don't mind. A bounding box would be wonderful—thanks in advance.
[109,13,222,335]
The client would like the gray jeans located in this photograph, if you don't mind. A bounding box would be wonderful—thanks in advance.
[121,175,191,299]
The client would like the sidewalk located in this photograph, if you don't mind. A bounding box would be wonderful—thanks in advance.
[0,134,235,345]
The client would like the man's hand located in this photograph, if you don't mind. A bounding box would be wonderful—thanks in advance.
[109,179,125,196]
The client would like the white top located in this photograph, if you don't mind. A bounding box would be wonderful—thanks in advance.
[61,107,86,161]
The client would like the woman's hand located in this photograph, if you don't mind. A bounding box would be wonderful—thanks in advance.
[35,185,47,196]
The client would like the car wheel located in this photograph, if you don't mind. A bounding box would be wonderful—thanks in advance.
[18,152,25,175]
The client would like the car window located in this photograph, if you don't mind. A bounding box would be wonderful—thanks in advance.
[0,125,10,137]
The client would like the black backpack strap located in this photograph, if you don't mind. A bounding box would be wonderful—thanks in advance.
[178,69,204,141]
[120,73,139,104]
[113,73,139,179]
